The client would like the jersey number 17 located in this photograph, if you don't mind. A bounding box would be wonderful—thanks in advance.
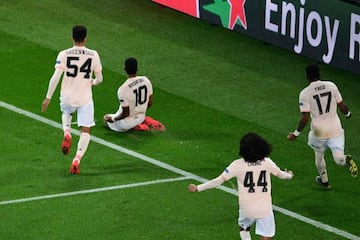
[313,91,332,115]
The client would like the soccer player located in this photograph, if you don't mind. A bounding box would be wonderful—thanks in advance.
[188,133,293,240]
[41,25,103,174]
[287,64,358,188]
[103,57,164,132]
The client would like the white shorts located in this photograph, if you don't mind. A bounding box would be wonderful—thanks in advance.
[105,113,145,132]
[60,101,95,128]
[307,130,344,154]
[238,210,275,237]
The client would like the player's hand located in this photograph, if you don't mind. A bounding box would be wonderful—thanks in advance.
[41,98,50,112]
[286,170,294,178]
[346,111,352,119]
[287,133,297,141]
[188,184,198,192]
[103,115,114,123]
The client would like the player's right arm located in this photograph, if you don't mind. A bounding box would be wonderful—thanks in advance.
[338,101,352,118]
[276,169,294,179]
[268,159,294,179]
[147,94,153,109]
[92,71,103,86]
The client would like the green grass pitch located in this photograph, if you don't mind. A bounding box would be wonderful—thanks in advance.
[0,0,359,239]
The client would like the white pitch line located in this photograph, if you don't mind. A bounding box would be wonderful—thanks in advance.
[0,176,190,206]
[0,101,359,240]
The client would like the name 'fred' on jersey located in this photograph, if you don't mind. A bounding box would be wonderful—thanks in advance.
[299,80,343,138]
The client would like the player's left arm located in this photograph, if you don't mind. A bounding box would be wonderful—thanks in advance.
[188,175,226,192]
[114,106,129,121]
[41,68,63,112]
[104,106,130,123]
[287,112,309,140]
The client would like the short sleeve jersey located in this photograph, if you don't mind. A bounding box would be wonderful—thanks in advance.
[221,157,282,218]
[117,76,153,119]
[55,46,102,107]
[299,80,343,138]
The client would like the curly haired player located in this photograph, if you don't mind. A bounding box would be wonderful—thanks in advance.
[189,133,293,240]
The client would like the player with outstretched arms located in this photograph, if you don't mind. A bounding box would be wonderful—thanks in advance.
[189,133,293,240]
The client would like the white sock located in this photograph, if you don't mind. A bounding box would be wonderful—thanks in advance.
[62,113,72,135]
[240,230,251,240]
[315,151,328,182]
[75,132,91,162]
[332,152,347,166]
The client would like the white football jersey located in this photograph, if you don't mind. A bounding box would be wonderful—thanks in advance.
[55,46,102,107]
[117,76,153,119]
[221,157,282,218]
[299,80,343,138]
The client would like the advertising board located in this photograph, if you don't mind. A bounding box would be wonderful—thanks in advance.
[153,0,360,74]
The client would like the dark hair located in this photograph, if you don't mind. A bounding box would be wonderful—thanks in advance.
[72,25,87,43]
[305,64,320,81]
[125,57,138,75]
[239,133,272,162]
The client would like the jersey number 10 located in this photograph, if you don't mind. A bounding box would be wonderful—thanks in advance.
[133,85,148,106]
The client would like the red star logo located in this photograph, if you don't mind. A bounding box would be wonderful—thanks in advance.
[228,0,247,30]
